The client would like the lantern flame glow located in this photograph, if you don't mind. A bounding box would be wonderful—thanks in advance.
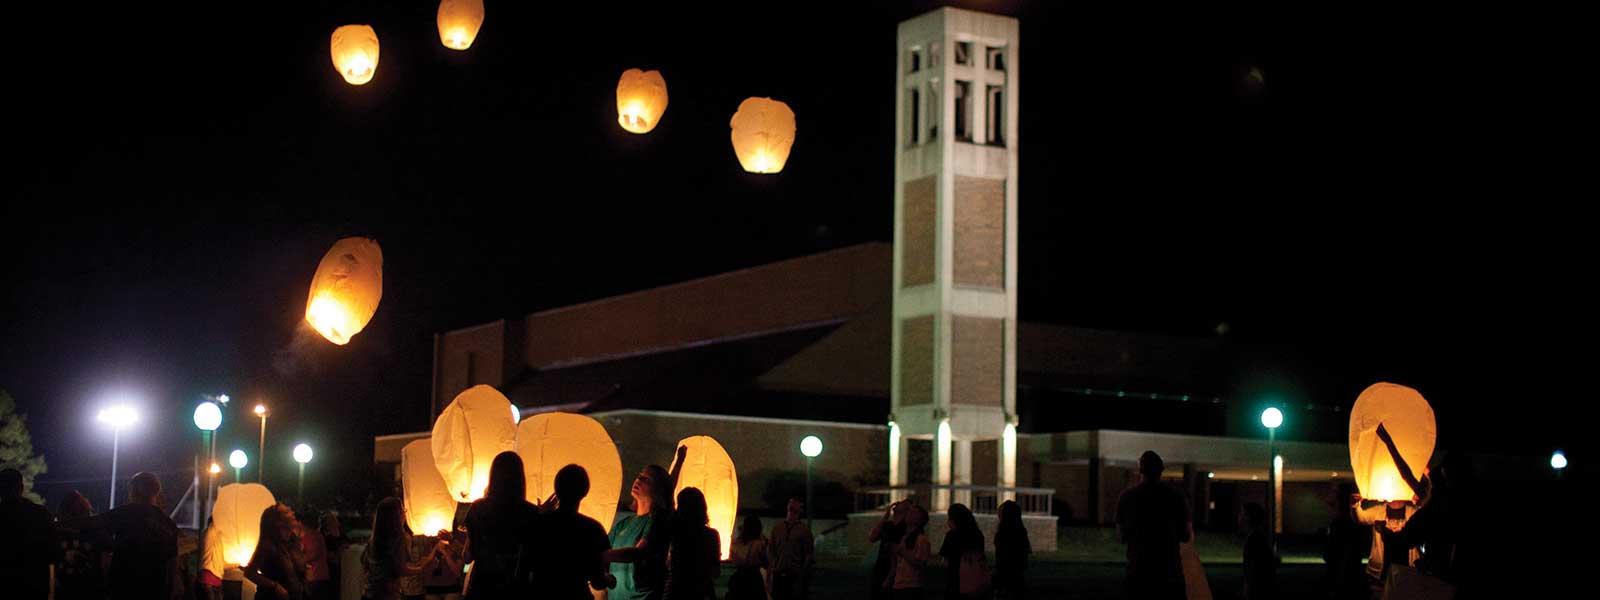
[1348,383,1436,503]
[330,25,380,85]
[616,69,669,134]
[403,439,458,537]
[436,0,485,51]
[305,237,383,346]
[729,97,796,174]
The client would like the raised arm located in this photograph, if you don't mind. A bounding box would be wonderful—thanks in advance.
[1375,423,1423,500]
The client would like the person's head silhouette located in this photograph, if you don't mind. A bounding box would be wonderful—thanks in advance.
[483,451,525,502]
[554,464,589,511]
[676,487,709,528]
[59,490,93,518]
[129,472,162,504]
[738,514,763,542]
[1243,502,1267,532]
[1138,451,1165,481]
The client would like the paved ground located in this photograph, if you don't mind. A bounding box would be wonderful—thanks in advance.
[718,555,1328,599]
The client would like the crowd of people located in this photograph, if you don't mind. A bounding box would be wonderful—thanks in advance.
[4,437,1468,600]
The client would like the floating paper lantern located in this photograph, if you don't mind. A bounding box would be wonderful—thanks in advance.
[436,0,485,51]
[514,412,623,532]
[432,385,518,502]
[616,69,668,134]
[330,25,380,85]
[1348,382,1437,502]
[670,436,738,559]
[212,483,277,567]
[729,97,796,174]
[305,237,383,345]
[402,439,458,536]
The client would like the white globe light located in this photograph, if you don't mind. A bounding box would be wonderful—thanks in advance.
[800,435,823,458]
[1551,450,1567,471]
[97,404,139,429]
[510,404,521,424]
[1261,407,1284,429]
[294,443,314,465]
[229,449,249,469]
[193,402,222,431]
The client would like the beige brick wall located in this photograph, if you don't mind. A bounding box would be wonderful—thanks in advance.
[953,176,1005,289]
[899,316,935,407]
[951,316,1003,407]
[901,176,937,287]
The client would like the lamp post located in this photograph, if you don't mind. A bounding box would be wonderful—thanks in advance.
[294,443,313,505]
[254,404,268,483]
[800,435,823,531]
[230,450,248,484]
[97,404,139,509]
[1261,407,1284,553]
[193,401,222,522]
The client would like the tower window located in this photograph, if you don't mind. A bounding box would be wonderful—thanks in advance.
[986,85,1005,146]
[955,42,972,65]
[907,87,921,147]
[927,82,940,141]
[954,81,972,142]
[987,46,1006,71]
[929,42,941,67]
[908,48,923,73]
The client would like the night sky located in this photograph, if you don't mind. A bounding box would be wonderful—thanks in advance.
[4,1,1588,506]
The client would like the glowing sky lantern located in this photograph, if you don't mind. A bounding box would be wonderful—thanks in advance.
[432,385,518,502]
[616,69,669,134]
[212,483,276,567]
[671,436,738,560]
[402,439,458,537]
[330,25,380,85]
[436,0,485,51]
[1348,382,1437,502]
[514,412,624,532]
[305,237,383,346]
[729,97,796,174]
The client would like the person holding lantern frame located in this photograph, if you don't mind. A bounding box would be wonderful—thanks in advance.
[1354,423,1433,596]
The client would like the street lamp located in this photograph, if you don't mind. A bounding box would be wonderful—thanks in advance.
[97,404,139,509]
[194,401,222,523]
[230,449,248,483]
[800,435,822,531]
[1552,450,1567,474]
[1261,407,1283,553]
[254,404,268,483]
[293,443,313,504]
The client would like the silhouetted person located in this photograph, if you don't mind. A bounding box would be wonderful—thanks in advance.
[66,471,180,600]
[462,452,536,599]
[1354,423,1425,595]
[992,500,1031,600]
[664,487,720,600]
[302,514,334,600]
[197,517,225,600]
[363,498,442,600]
[887,504,930,600]
[867,500,907,600]
[1,468,58,600]
[940,503,988,599]
[1241,503,1276,600]
[1116,451,1190,600]
[56,490,108,600]
[245,504,309,600]
[422,528,465,600]
[726,514,769,600]
[768,498,814,600]
[1398,451,1470,593]
[531,464,611,599]
[321,513,346,598]
[605,446,686,600]
[1322,483,1368,600]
